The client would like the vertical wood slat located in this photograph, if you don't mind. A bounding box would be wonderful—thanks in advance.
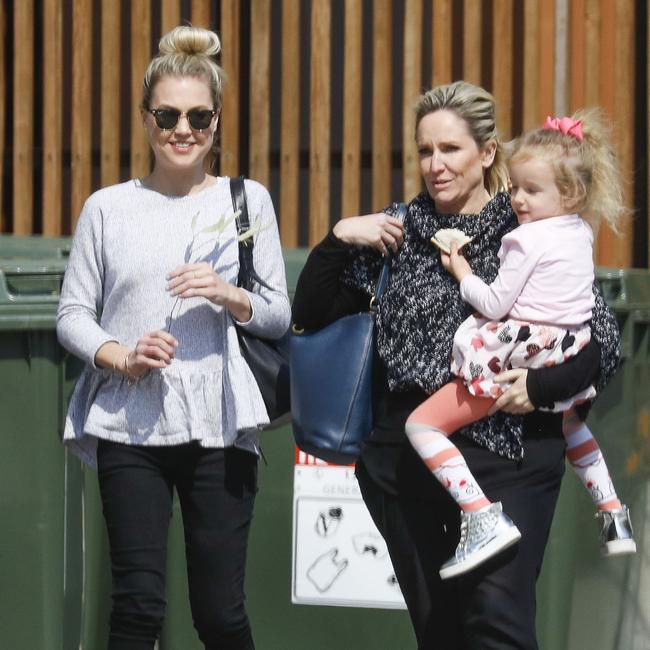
[71,0,92,229]
[583,0,600,106]
[522,0,539,130]
[161,0,181,33]
[101,2,121,189]
[220,0,240,178]
[0,2,5,230]
[341,0,362,217]
[402,0,422,202]
[598,0,616,118]
[554,0,569,116]
[607,0,634,267]
[372,0,392,210]
[492,0,513,138]
[537,0,555,121]
[130,1,152,179]
[463,0,482,85]
[279,0,300,245]
[249,0,271,186]
[616,0,634,265]
[595,0,618,264]
[309,0,331,245]
[191,0,211,28]
[569,0,585,110]
[43,0,63,234]
[13,0,34,234]
[432,0,452,87]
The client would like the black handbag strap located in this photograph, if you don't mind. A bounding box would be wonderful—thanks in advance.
[230,176,272,292]
[372,202,407,308]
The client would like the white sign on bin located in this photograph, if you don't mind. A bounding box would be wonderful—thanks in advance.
[292,449,406,609]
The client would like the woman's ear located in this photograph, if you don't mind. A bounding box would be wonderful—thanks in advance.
[480,140,497,169]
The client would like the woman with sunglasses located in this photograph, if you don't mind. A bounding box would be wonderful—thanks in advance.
[57,26,290,650]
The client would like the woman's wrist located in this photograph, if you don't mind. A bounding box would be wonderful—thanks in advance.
[225,285,253,323]
[332,219,353,244]
[525,369,542,409]
[110,349,140,384]
[122,351,140,384]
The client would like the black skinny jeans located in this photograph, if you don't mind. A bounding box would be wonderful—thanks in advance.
[96,439,257,650]
[356,428,566,650]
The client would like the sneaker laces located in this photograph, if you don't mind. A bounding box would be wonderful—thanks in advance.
[457,517,469,556]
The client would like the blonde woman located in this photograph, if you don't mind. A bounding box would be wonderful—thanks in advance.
[57,26,289,650]
[292,82,621,649]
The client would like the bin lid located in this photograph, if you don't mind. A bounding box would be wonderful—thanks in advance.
[0,234,71,260]
[0,257,68,331]
[596,267,650,310]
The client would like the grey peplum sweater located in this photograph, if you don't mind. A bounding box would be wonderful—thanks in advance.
[57,177,291,467]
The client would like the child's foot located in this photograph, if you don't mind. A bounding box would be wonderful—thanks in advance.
[596,505,636,556]
[439,502,521,580]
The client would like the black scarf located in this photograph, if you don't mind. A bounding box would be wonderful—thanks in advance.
[342,191,620,460]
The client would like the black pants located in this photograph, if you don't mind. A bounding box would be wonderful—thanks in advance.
[97,439,258,650]
[356,430,566,650]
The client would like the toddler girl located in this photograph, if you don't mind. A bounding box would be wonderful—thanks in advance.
[406,111,636,580]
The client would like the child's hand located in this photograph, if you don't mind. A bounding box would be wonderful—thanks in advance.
[441,241,473,282]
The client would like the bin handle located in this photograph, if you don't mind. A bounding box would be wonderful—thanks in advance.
[0,269,61,304]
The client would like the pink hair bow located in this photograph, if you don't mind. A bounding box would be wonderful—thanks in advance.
[542,116,584,141]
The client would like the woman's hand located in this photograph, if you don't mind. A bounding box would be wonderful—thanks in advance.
[333,213,404,257]
[128,330,179,377]
[487,368,534,415]
[167,262,252,322]
[440,241,473,282]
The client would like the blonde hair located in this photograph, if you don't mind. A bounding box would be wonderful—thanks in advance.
[141,26,225,170]
[141,26,225,111]
[509,109,625,232]
[414,81,509,196]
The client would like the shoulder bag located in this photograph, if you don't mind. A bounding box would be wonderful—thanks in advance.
[231,176,291,429]
[289,203,407,464]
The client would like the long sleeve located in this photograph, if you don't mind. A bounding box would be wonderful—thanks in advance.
[60,178,289,464]
[292,231,369,331]
[460,236,537,320]
[236,180,291,339]
[526,285,621,417]
[527,338,601,408]
[56,197,118,366]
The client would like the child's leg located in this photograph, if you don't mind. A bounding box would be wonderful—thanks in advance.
[405,379,495,513]
[563,409,622,511]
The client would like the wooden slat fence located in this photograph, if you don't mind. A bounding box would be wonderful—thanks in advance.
[0,0,647,268]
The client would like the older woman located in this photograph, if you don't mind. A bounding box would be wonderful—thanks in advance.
[292,81,619,649]
[57,26,290,650]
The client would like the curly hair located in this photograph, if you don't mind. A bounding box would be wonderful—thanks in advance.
[508,109,626,232]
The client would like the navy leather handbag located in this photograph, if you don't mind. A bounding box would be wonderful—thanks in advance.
[290,203,407,464]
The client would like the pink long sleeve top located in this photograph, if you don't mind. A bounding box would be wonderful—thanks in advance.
[459,214,594,327]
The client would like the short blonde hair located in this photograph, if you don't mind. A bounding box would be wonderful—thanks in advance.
[141,26,225,111]
[509,109,625,232]
[414,81,509,196]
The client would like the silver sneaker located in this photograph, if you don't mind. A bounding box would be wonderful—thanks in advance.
[439,502,521,580]
[596,505,637,556]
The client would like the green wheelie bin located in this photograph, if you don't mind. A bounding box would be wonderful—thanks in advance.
[537,267,650,650]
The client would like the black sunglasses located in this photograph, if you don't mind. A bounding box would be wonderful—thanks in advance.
[147,108,217,131]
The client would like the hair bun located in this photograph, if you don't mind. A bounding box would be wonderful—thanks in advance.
[158,26,221,58]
